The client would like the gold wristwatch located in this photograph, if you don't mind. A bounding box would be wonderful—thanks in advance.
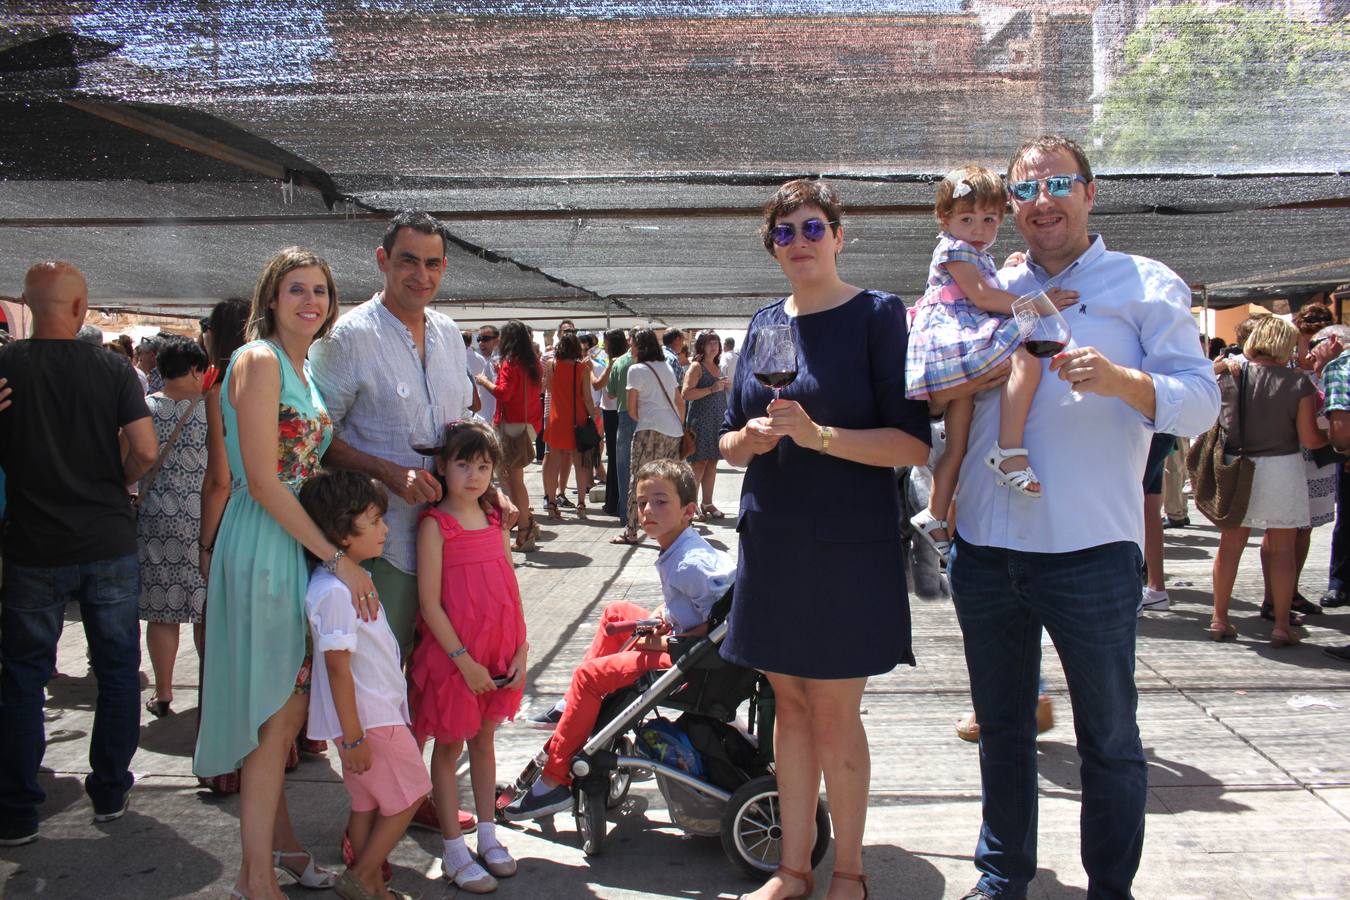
[818,425,833,455]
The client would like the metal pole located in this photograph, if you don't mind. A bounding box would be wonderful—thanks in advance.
[1201,284,1210,346]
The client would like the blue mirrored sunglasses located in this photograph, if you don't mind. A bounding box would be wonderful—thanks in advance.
[1008,174,1089,202]
[770,217,837,247]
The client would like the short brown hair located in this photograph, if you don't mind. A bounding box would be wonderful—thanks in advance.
[636,458,697,507]
[247,246,339,342]
[1243,316,1298,364]
[631,327,662,364]
[760,179,843,255]
[1007,135,1095,184]
[1234,314,1264,346]
[934,165,1007,224]
[298,470,389,565]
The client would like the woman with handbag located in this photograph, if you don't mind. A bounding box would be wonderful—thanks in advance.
[476,319,543,551]
[611,327,686,545]
[541,331,599,517]
[1207,316,1328,645]
[137,335,211,719]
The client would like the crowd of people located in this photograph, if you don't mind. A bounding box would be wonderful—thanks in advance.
[0,133,1347,900]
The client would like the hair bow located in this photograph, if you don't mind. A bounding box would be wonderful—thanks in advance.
[952,180,973,199]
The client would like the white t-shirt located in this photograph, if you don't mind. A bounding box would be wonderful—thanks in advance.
[468,348,496,423]
[626,361,683,438]
[721,350,739,387]
[590,355,611,411]
[304,569,411,741]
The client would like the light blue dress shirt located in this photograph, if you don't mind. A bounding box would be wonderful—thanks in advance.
[655,525,735,634]
[955,235,1220,553]
[310,295,471,574]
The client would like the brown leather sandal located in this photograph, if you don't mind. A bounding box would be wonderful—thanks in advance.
[834,870,869,898]
[737,864,814,900]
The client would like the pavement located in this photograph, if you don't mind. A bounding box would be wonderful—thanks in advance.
[4,463,1350,899]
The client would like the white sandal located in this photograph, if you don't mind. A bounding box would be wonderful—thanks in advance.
[272,849,337,889]
[985,443,1042,499]
[450,859,499,894]
[908,508,951,565]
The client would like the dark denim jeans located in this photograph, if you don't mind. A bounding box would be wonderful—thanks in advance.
[615,410,637,521]
[949,537,1146,900]
[603,408,620,515]
[1329,464,1350,593]
[0,554,141,832]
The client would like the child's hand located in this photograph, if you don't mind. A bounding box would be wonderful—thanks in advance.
[1047,287,1079,310]
[456,655,496,694]
[503,644,529,691]
[1001,251,1027,269]
[339,738,372,774]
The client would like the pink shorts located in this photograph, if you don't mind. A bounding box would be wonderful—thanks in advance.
[342,725,432,816]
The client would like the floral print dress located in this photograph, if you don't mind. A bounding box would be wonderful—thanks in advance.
[194,341,332,777]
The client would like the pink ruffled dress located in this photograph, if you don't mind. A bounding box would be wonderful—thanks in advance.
[410,507,526,742]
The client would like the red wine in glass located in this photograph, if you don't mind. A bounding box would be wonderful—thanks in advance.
[755,370,798,390]
[1012,290,1082,404]
[752,324,798,401]
[1023,339,1067,359]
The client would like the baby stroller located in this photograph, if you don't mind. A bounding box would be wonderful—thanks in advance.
[495,590,832,878]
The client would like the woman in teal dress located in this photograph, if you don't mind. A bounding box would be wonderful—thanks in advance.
[194,246,378,900]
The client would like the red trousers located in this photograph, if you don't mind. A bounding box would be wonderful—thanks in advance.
[543,601,671,785]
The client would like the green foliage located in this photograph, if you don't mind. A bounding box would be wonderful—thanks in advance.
[1092,3,1350,172]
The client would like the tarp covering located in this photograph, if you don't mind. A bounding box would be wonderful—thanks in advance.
[2,1,1347,325]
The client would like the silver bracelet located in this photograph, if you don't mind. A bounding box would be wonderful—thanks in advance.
[448,646,468,659]
[322,549,345,575]
[339,735,365,751]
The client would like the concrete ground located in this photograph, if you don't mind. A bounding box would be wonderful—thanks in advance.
[4,462,1350,899]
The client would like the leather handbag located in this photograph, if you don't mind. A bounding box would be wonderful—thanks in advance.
[644,363,697,458]
[1186,364,1254,529]
[572,361,601,452]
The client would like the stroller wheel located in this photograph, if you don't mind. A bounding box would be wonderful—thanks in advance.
[607,737,635,809]
[721,774,832,879]
[575,779,608,856]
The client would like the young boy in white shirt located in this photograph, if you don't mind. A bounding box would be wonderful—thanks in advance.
[299,470,431,900]
[504,458,734,820]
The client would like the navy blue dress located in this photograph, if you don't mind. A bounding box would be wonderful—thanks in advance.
[720,291,931,679]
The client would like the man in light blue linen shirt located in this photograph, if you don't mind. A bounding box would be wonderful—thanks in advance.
[942,136,1219,900]
[312,212,515,836]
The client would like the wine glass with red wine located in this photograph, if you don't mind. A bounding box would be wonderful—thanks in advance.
[1012,290,1082,405]
[752,323,798,401]
[409,404,447,460]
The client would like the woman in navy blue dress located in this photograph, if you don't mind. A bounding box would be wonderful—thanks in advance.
[720,180,931,900]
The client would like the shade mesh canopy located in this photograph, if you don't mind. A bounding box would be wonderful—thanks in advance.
[2,1,1348,322]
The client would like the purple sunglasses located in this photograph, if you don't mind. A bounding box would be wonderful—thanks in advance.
[770,217,837,247]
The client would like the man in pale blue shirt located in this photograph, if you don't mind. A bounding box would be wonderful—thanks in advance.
[940,136,1219,900]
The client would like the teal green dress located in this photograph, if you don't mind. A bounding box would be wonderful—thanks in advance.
[194,341,332,777]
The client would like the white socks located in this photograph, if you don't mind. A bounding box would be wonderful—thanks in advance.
[442,836,473,870]
[476,821,500,851]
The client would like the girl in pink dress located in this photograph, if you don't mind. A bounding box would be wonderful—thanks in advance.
[411,420,528,894]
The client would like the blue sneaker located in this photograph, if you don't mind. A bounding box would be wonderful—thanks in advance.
[501,783,572,822]
[526,698,565,731]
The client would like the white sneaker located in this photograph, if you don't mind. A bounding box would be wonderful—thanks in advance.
[1140,587,1170,615]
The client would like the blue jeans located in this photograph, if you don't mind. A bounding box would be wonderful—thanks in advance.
[949,537,1146,900]
[615,410,637,521]
[0,554,141,832]
[1329,463,1350,594]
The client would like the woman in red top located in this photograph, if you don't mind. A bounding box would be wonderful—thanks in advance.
[475,319,543,551]
[542,332,599,517]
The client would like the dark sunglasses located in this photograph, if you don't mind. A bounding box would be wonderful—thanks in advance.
[770,217,837,247]
[1008,174,1089,202]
